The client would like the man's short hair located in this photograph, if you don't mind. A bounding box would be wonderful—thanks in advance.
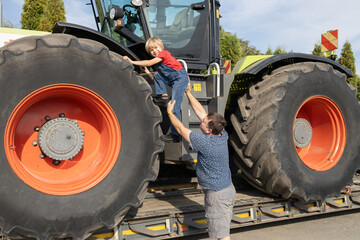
[207,113,226,135]
[145,37,164,54]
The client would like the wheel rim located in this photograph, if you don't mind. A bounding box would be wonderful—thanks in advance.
[4,84,121,195]
[293,96,346,171]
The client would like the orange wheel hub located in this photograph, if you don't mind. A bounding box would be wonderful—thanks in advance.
[294,96,346,171]
[4,84,121,195]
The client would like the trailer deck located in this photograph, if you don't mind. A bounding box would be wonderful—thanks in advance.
[88,185,360,240]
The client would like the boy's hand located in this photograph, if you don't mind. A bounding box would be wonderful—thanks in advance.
[167,100,176,114]
[122,56,132,62]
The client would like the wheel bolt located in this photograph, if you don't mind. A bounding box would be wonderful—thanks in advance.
[34,126,40,132]
[59,113,65,118]
[39,153,46,159]
[45,116,51,121]
[32,140,38,146]
[52,160,61,166]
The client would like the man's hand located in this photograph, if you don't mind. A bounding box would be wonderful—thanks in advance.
[186,82,191,93]
[185,82,207,121]
[167,99,176,113]
[140,66,150,74]
[166,99,191,143]
[140,66,154,80]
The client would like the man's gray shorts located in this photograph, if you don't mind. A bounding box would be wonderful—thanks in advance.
[204,183,236,239]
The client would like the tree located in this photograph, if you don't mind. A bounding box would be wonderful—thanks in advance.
[312,42,325,57]
[238,38,260,58]
[338,40,360,100]
[21,0,46,30]
[220,28,242,69]
[220,28,260,70]
[273,46,287,55]
[265,47,273,55]
[21,0,66,32]
[265,46,288,55]
[39,0,66,32]
[2,18,15,28]
[350,76,360,100]
[339,41,356,75]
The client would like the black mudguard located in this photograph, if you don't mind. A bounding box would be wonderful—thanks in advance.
[52,22,147,61]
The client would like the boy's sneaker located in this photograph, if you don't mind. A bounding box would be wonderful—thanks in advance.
[172,134,181,143]
[153,95,169,106]
[161,134,181,143]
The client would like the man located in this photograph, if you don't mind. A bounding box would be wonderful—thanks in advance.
[167,84,235,240]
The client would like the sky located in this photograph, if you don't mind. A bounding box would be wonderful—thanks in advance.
[1,0,360,73]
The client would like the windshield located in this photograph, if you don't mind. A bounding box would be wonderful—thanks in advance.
[98,0,145,46]
[95,0,209,62]
[143,0,201,49]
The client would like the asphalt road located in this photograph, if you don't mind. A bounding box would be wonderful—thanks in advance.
[175,208,360,240]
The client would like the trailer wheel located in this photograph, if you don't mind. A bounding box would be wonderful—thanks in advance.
[0,34,163,239]
[230,62,360,201]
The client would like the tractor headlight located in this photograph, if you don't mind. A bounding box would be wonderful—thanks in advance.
[109,6,124,20]
[131,0,143,7]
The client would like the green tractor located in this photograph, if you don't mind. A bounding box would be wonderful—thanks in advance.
[0,0,359,239]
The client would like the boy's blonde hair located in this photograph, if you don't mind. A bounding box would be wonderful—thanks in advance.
[145,37,164,54]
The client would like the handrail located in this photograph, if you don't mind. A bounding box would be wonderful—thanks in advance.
[177,59,188,72]
[207,62,220,97]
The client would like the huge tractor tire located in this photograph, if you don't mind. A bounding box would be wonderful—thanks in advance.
[230,62,360,202]
[0,34,163,239]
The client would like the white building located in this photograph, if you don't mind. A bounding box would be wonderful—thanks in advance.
[0,0,2,27]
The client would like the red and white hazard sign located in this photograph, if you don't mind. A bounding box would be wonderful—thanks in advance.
[321,30,338,52]
[223,60,231,74]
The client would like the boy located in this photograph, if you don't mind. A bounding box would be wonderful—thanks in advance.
[123,37,189,142]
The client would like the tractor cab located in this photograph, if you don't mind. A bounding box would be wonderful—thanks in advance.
[93,0,221,70]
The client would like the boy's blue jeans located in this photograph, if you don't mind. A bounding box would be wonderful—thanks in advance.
[154,67,189,135]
